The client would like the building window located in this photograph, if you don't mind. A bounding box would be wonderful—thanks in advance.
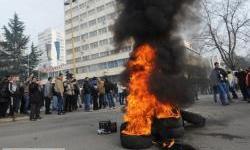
[97,5,105,12]
[89,19,97,27]
[80,22,88,29]
[88,8,96,16]
[82,44,90,51]
[89,30,98,37]
[106,1,115,8]
[90,42,98,49]
[109,38,114,44]
[99,39,109,46]
[91,53,99,59]
[97,16,106,23]
[98,27,107,35]
[100,51,109,57]
[81,33,89,41]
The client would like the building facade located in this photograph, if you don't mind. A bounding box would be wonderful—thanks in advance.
[49,0,200,82]
[38,28,66,69]
[49,0,131,81]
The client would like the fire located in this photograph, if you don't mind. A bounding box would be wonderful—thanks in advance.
[123,44,181,136]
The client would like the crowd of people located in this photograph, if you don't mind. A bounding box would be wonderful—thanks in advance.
[0,72,127,121]
[210,62,250,105]
[1,62,249,121]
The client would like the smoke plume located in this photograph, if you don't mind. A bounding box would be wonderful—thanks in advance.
[114,0,200,106]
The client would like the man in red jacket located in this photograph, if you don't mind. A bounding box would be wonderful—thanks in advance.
[246,67,250,103]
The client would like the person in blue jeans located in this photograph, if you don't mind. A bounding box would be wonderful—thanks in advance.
[55,73,65,115]
[83,77,92,111]
[210,62,229,106]
[104,78,115,108]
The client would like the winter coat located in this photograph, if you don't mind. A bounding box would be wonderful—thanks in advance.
[83,80,92,95]
[55,77,64,96]
[29,82,43,104]
[0,80,10,103]
[209,68,227,85]
[246,72,250,87]
[97,80,105,95]
[44,82,53,98]
[64,80,75,96]
[235,71,247,87]
[104,81,113,93]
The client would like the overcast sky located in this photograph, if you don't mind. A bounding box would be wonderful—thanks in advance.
[0,0,64,45]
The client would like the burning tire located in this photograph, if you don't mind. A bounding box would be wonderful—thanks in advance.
[181,110,206,127]
[152,117,185,142]
[120,123,153,149]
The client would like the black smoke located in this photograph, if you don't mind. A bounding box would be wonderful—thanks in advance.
[114,0,200,106]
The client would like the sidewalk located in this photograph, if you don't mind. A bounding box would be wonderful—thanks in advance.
[0,114,29,124]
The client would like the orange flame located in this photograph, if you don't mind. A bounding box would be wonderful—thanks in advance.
[123,44,180,136]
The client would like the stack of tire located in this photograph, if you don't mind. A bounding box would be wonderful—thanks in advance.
[120,110,205,149]
[120,117,184,149]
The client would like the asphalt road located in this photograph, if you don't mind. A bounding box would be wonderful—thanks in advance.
[0,95,249,150]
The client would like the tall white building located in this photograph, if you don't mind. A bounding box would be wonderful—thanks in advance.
[38,28,66,68]
[49,0,199,81]
[52,0,132,81]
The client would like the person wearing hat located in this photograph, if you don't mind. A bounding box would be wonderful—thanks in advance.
[44,77,53,114]
[55,73,65,115]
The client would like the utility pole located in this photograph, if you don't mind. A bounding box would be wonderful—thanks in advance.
[65,0,77,76]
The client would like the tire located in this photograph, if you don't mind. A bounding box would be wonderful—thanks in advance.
[120,123,153,149]
[181,110,206,127]
[153,117,184,129]
[152,118,185,142]
[169,143,197,150]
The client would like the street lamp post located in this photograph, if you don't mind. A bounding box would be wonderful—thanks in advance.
[65,0,77,77]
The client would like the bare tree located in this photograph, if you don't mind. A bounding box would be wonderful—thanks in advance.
[196,0,250,70]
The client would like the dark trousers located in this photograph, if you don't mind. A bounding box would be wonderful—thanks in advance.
[45,97,51,113]
[93,94,99,110]
[99,94,105,109]
[64,95,72,112]
[30,103,40,119]
[240,85,249,100]
[0,102,9,117]
[72,95,78,111]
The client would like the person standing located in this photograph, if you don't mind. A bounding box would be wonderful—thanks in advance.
[23,75,32,114]
[64,75,74,112]
[97,78,106,109]
[44,77,53,114]
[0,76,11,118]
[91,77,99,110]
[83,77,92,111]
[29,77,42,121]
[245,67,250,103]
[117,83,125,105]
[104,78,115,109]
[72,78,80,111]
[209,62,229,105]
[235,69,249,101]
[55,73,65,115]
[227,71,238,99]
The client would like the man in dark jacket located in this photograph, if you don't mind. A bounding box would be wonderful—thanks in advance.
[29,77,43,121]
[104,78,115,108]
[209,62,229,105]
[0,76,11,118]
[83,77,91,111]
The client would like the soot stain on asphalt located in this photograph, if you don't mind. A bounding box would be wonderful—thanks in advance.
[195,132,245,141]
